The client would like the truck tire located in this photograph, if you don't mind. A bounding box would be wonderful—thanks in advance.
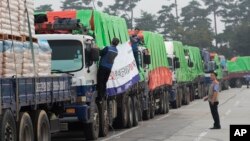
[159,91,165,114]
[224,80,229,90]
[235,79,242,88]
[197,84,202,99]
[177,88,182,108]
[143,101,150,120]
[190,86,195,101]
[118,96,128,128]
[137,95,143,121]
[98,100,109,137]
[132,96,139,126]
[163,91,169,114]
[84,103,99,140]
[18,112,34,141]
[150,96,155,119]
[32,110,50,141]
[0,110,17,141]
[229,80,236,88]
[183,87,190,105]
[127,96,134,128]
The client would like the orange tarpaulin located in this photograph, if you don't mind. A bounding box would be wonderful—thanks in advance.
[148,67,172,90]
[128,30,144,39]
[230,57,237,62]
[47,10,77,23]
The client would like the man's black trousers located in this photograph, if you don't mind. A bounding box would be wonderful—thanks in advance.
[209,101,221,128]
[97,66,111,99]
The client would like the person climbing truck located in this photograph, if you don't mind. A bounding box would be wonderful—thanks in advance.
[97,37,119,100]
[130,27,142,69]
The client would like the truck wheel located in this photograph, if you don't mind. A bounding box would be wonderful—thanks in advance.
[32,110,50,141]
[159,91,165,114]
[190,86,195,101]
[187,87,190,105]
[163,91,169,114]
[224,80,229,90]
[121,96,128,128]
[18,112,34,141]
[127,96,134,128]
[150,96,155,119]
[84,103,99,140]
[177,88,182,108]
[197,84,202,99]
[98,100,109,137]
[235,79,242,88]
[183,87,190,105]
[143,100,150,120]
[132,96,139,126]
[229,80,236,88]
[137,96,143,121]
[0,110,17,141]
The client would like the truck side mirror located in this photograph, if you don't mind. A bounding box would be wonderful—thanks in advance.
[143,54,151,65]
[90,48,100,62]
[174,57,179,62]
[175,61,180,69]
[189,62,194,68]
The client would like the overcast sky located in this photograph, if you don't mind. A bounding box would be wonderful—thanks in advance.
[34,0,224,32]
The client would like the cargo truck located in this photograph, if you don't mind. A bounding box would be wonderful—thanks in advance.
[35,10,145,140]
[225,56,250,88]
[0,40,72,141]
[164,41,194,108]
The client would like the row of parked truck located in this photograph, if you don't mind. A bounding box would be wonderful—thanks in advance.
[1,9,249,141]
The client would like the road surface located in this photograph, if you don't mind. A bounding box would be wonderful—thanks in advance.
[52,87,250,141]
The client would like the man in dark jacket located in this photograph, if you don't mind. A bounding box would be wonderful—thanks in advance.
[97,38,119,99]
[130,27,141,70]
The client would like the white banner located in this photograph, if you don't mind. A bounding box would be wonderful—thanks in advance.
[106,41,140,96]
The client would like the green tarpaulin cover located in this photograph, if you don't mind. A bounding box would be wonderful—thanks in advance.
[76,10,129,48]
[227,56,250,73]
[213,54,223,79]
[173,41,192,82]
[184,46,204,80]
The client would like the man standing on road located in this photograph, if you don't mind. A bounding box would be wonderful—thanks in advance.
[204,72,221,129]
[97,38,119,100]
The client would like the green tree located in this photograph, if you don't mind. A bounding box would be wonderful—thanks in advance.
[61,0,103,10]
[180,0,214,49]
[134,11,158,32]
[35,4,53,12]
[61,0,83,10]
[157,3,182,40]
[217,0,250,56]
[104,0,141,29]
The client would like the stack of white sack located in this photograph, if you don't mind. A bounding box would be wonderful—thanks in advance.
[37,40,52,76]
[19,0,35,36]
[0,0,20,36]
[22,42,39,77]
[2,40,24,77]
[0,41,3,77]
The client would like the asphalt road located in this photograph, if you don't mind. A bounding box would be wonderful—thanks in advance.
[52,87,250,141]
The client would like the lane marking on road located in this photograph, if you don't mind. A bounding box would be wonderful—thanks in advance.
[100,126,139,141]
[225,109,231,116]
[234,101,240,107]
[156,113,171,121]
[194,131,208,141]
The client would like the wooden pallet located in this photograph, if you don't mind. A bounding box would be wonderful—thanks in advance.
[0,34,23,41]
[21,35,38,43]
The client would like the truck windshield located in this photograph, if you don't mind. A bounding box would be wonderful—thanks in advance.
[48,40,83,72]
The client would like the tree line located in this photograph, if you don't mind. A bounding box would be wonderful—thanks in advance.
[35,0,250,58]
